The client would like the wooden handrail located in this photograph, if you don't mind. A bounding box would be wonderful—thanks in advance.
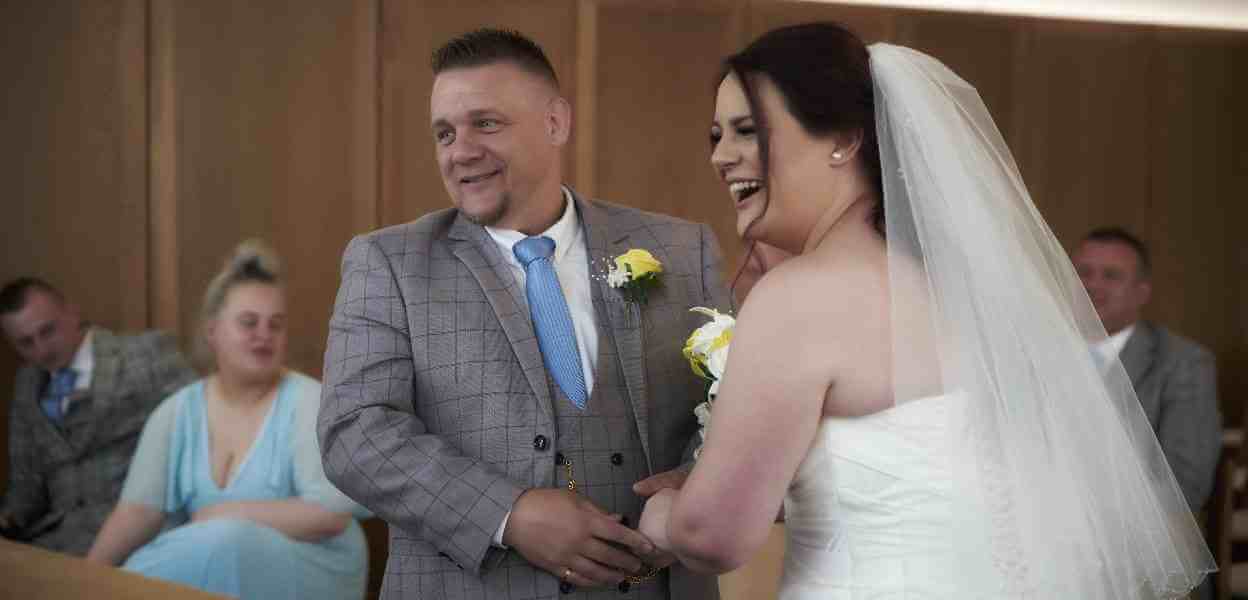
[0,538,226,600]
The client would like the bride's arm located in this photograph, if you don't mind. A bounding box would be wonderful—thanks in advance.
[659,263,842,573]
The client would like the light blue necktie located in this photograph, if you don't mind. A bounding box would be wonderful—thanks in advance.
[41,368,78,423]
[514,236,588,409]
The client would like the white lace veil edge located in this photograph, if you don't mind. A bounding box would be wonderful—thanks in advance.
[870,43,1215,598]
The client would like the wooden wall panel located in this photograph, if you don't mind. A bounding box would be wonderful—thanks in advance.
[749,0,900,44]
[893,12,1021,149]
[378,0,579,227]
[1147,32,1248,420]
[0,0,148,493]
[155,0,378,375]
[589,0,748,268]
[1006,22,1157,241]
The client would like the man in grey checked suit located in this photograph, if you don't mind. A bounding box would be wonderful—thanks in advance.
[319,29,725,599]
[0,278,196,555]
[1074,228,1221,511]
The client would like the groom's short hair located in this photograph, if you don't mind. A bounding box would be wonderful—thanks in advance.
[1084,227,1151,279]
[432,28,560,90]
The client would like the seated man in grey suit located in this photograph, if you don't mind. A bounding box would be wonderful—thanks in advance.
[319,29,725,599]
[0,277,197,555]
[1073,228,1221,512]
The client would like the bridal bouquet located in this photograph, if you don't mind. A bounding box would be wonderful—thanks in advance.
[683,307,735,459]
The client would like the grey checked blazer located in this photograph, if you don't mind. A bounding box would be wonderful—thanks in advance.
[319,191,728,599]
[1,328,197,555]
[1119,322,1221,511]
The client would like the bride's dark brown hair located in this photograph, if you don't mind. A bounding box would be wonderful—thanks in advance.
[718,22,884,301]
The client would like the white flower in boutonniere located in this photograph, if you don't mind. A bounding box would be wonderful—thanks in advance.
[607,248,663,304]
[683,306,735,459]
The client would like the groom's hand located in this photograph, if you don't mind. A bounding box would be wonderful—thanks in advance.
[504,489,653,588]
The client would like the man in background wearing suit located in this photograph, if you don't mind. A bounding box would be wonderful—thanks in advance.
[1074,227,1221,512]
[0,277,196,555]
[319,29,725,599]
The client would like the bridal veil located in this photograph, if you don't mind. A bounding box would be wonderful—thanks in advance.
[870,43,1214,598]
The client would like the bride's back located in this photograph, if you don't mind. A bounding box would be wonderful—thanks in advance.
[745,202,944,420]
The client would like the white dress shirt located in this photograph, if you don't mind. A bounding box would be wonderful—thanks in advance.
[484,187,599,395]
[1093,323,1136,372]
[484,187,601,548]
[58,327,95,413]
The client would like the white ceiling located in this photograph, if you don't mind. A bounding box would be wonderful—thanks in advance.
[810,0,1248,31]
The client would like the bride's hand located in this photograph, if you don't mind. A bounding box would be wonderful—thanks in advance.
[633,468,688,498]
[639,488,677,555]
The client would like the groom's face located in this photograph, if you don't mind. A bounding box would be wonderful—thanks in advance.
[431,62,568,231]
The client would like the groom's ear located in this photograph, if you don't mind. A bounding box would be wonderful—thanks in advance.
[828,128,865,166]
[546,96,572,147]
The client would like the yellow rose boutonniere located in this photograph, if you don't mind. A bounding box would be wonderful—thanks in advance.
[607,248,663,303]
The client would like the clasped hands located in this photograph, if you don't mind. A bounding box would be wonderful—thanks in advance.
[503,469,688,589]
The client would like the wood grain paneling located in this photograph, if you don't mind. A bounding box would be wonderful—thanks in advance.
[0,0,149,333]
[1146,32,1248,418]
[590,0,748,267]
[1007,22,1157,240]
[0,0,149,494]
[748,0,899,43]
[155,0,378,375]
[378,0,579,227]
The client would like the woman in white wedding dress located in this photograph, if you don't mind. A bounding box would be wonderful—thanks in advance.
[637,23,1213,599]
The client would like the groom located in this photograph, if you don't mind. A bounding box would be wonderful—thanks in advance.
[319,28,725,599]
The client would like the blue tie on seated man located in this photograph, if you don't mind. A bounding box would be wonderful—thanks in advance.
[0,277,197,555]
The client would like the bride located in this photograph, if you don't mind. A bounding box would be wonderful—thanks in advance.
[637,22,1213,598]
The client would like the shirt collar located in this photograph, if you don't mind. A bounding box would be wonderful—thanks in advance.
[485,187,581,265]
[1094,323,1137,362]
[69,326,93,374]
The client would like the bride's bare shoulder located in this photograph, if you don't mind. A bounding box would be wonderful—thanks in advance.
[740,250,884,326]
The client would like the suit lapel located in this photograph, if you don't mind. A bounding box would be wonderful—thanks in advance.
[17,366,70,449]
[576,193,654,468]
[447,213,554,421]
[62,329,118,448]
[1118,322,1156,387]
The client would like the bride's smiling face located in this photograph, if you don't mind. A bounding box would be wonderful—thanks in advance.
[711,72,848,251]
[710,73,767,239]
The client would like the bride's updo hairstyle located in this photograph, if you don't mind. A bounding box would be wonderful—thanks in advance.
[720,22,884,237]
[196,239,283,365]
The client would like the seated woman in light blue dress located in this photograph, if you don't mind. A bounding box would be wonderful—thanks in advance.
[87,240,370,600]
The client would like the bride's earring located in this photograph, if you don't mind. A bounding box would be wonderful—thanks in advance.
[831,150,845,164]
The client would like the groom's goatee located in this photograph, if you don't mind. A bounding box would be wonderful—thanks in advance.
[462,201,508,227]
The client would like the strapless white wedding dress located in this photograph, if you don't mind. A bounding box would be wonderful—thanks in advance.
[780,394,965,599]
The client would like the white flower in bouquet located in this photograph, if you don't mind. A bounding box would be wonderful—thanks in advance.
[692,400,713,460]
[683,307,734,382]
[684,307,735,459]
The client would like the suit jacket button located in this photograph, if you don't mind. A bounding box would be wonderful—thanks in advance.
[559,581,574,594]
[610,453,623,466]
[618,580,631,594]
[533,435,549,451]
